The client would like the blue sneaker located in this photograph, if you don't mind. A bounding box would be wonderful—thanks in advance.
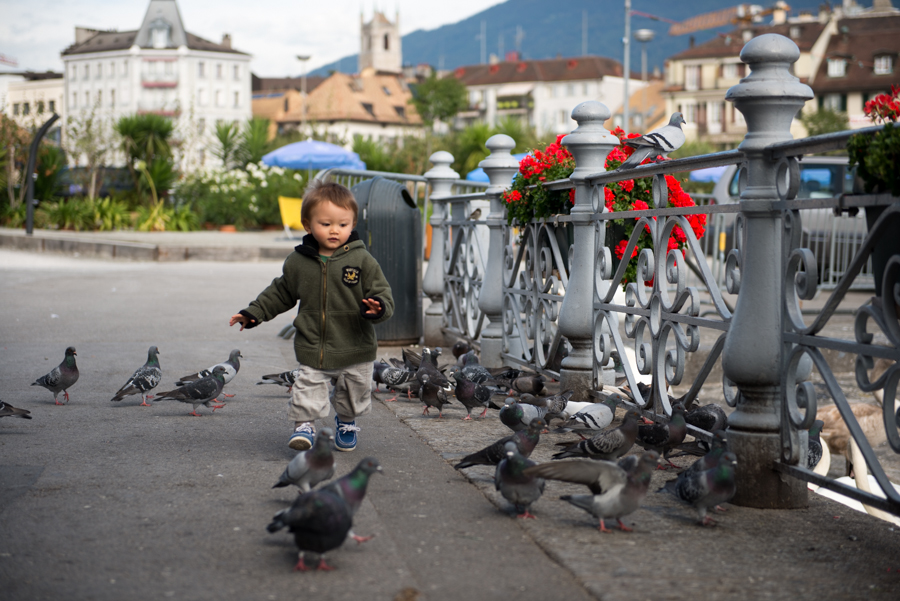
[334,415,359,452]
[289,423,315,451]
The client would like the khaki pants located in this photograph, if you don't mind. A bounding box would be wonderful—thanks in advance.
[289,361,373,423]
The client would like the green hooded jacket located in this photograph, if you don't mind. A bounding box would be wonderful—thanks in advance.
[239,232,394,369]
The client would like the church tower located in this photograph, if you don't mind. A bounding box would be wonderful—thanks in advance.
[358,9,401,74]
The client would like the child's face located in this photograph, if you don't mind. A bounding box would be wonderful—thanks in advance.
[306,201,356,256]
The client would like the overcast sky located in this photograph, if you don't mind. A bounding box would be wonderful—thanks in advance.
[0,0,504,76]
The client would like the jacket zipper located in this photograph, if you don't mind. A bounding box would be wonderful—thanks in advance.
[319,260,327,368]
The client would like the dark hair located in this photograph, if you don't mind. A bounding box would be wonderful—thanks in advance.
[301,181,358,227]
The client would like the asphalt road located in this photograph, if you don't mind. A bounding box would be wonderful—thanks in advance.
[0,250,594,601]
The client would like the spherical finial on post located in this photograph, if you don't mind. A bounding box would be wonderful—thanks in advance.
[725,34,813,151]
[562,101,619,188]
[425,151,459,183]
[479,134,519,193]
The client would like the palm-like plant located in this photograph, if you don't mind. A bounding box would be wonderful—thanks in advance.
[115,114,174,198]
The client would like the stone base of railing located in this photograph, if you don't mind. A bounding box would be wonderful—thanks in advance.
[730,428,809,509]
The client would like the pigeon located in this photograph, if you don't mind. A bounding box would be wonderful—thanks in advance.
[110,346,162,406]
[266,488,352,571]
[808,419,825,470]
[377,362,418,402]
[684,403,728,433]
[521,390,575,425]
[152,366,227,416]
[636,404,688,468]
[455,419,546,470]
[321,457,383,544]
[659,451,737,526]
[415,347,452,391]
[554,396,618,436]
[488,367,523,390]
[0,400,32,419]
[616,112,687,171]
[681,430,728,477]
[460,351,493,385]
[32,346,79,405]
[525,451,661,532]
[553,409,641,460]
[175,349,242,397]
[453,370,494,420]
[419,374,451,417]
[451,340,471,362]
[510,374,545,395]
[256,369,299,389]
[495,441,545,519]
[499,397,546,432]
[273,428,336,492]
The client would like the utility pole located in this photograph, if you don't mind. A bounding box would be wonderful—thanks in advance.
[582,10,588,56]
[498,32,504,60]
[623,0,631,134]
[297,55,310,139]
[479,20,487,64]
[515,25,525,58]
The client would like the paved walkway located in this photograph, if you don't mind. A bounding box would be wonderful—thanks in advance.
[0,243,898,600]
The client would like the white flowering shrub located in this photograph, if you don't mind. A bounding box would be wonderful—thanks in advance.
[175,161,305,229]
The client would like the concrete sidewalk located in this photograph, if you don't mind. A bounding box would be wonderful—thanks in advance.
[0,227,299,261]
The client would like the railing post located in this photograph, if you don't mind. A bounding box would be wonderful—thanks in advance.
[477,134,520,368]
[559,101,619,402]
[422,151,459,347]
[724,34,813,509]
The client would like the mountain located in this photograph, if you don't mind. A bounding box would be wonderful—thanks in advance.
[311,0,828,77]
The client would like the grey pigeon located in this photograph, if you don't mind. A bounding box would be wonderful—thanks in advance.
[499,397,547,432]
[495,441,545,519]
[257,369,299,389]
[684,403,728,433]
[510,374,545,395]
[451,340,471,362]
[636,403,688,468]
[807,420,824,470]
[110,346,162,406]
[455,419,546,470]
[488,367,523,390]
[0,400,32,419]
[453,370,494,420]
[682,430,728,478]
[377,362,417,401]
[32,346,79,405]
[273,428,336,492]
[460,351,493,385]
[321,457,383,544]
[554,397,617,436]
[152,366,227,416]
[419,373,451,418]
[267,488,352,571]
[525,451,661,532]
[521,390,575,425]
[659,451,737,526]
[553,409,641,460]
[415,347,452,391]
[616,112,686,171]
[176,349,242,397]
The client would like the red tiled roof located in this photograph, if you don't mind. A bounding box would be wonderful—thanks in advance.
[669,22,825,61]
[451,56,624,86]
[812,14,900,94]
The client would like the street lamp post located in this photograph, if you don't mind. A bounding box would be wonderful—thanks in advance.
[296,55,311,139]
[634,29,655,131]
[623,0,631,133]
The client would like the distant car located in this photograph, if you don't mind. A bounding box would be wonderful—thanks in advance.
[55,167,134,199]
[704,156,868,285]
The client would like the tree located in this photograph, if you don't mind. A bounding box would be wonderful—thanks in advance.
[0,114,29,209]
[239,118,271,166]
[800,108,849,138]
[115,114,174,198]
[213,121,241,168]
[66,101,113,198]
[409,73,468,127]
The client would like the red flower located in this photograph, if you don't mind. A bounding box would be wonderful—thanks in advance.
[614,239,638,260]
[503,190,522,204]
[604,186,615,211]
[620,179,634,192]
[631,200,649,212]
[569,188,576,204]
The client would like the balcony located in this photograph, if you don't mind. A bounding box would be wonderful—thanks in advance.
[141,73,178,88]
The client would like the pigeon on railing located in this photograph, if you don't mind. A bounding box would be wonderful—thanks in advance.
[616,112,686,171]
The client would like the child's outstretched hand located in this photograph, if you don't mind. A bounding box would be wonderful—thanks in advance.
[361,298,382,316]
[229,314,249,331]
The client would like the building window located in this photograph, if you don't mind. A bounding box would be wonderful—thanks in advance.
[110,90,115,108]
[685,65,701,91]
[382,86,392,96]
[566,83,575,96]
[827,59,846,77]
[109,61,115,77]
[23,102,29,115]
[789,26,801,40]
[198,89,206,106]
[233,91,239,107]
[71,65,77,79]
[233,65,239,80]
[198,118,205,133]
[820,93,847,112]
[12,103,19,115]
[71,93,77,109]
[394,106,406,118]
[582,82,590,95]
[723,63,739,79]
[384,34,389,50]
[84,64,90,80]
[164,61,174,76]
[215,90,223,107]
[149,18,171,49]
[123,60,128,77]
[361,102,375,118]
[37,101,44,114]
[874,55,893,75]
[684,103,697,123]
[216,64,222,79]
[85,91,90,106]
[97,90,102,106]
[558,109,567,124]
[49,100,55,113]
[96,62,102,79]
[198,62,205,78]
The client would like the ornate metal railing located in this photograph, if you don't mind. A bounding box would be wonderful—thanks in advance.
[420,33,899,518]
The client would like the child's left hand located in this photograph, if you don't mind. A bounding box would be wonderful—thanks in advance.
[361,298,382,315]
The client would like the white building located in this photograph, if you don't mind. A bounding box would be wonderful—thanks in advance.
[451,55,646,136]
[4,72,65,140]
[60,0,251,169]
[359,10,402,74]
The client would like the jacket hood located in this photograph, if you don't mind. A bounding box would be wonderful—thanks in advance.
[295,231,363,258]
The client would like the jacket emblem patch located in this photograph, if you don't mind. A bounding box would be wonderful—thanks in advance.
[342,266,361,286]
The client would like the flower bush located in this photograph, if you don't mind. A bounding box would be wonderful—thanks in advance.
[175,161,305,230]
[503,134,576,225]
[604,127,706,286]
[848,85,900,196]
[501,128,705,288]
